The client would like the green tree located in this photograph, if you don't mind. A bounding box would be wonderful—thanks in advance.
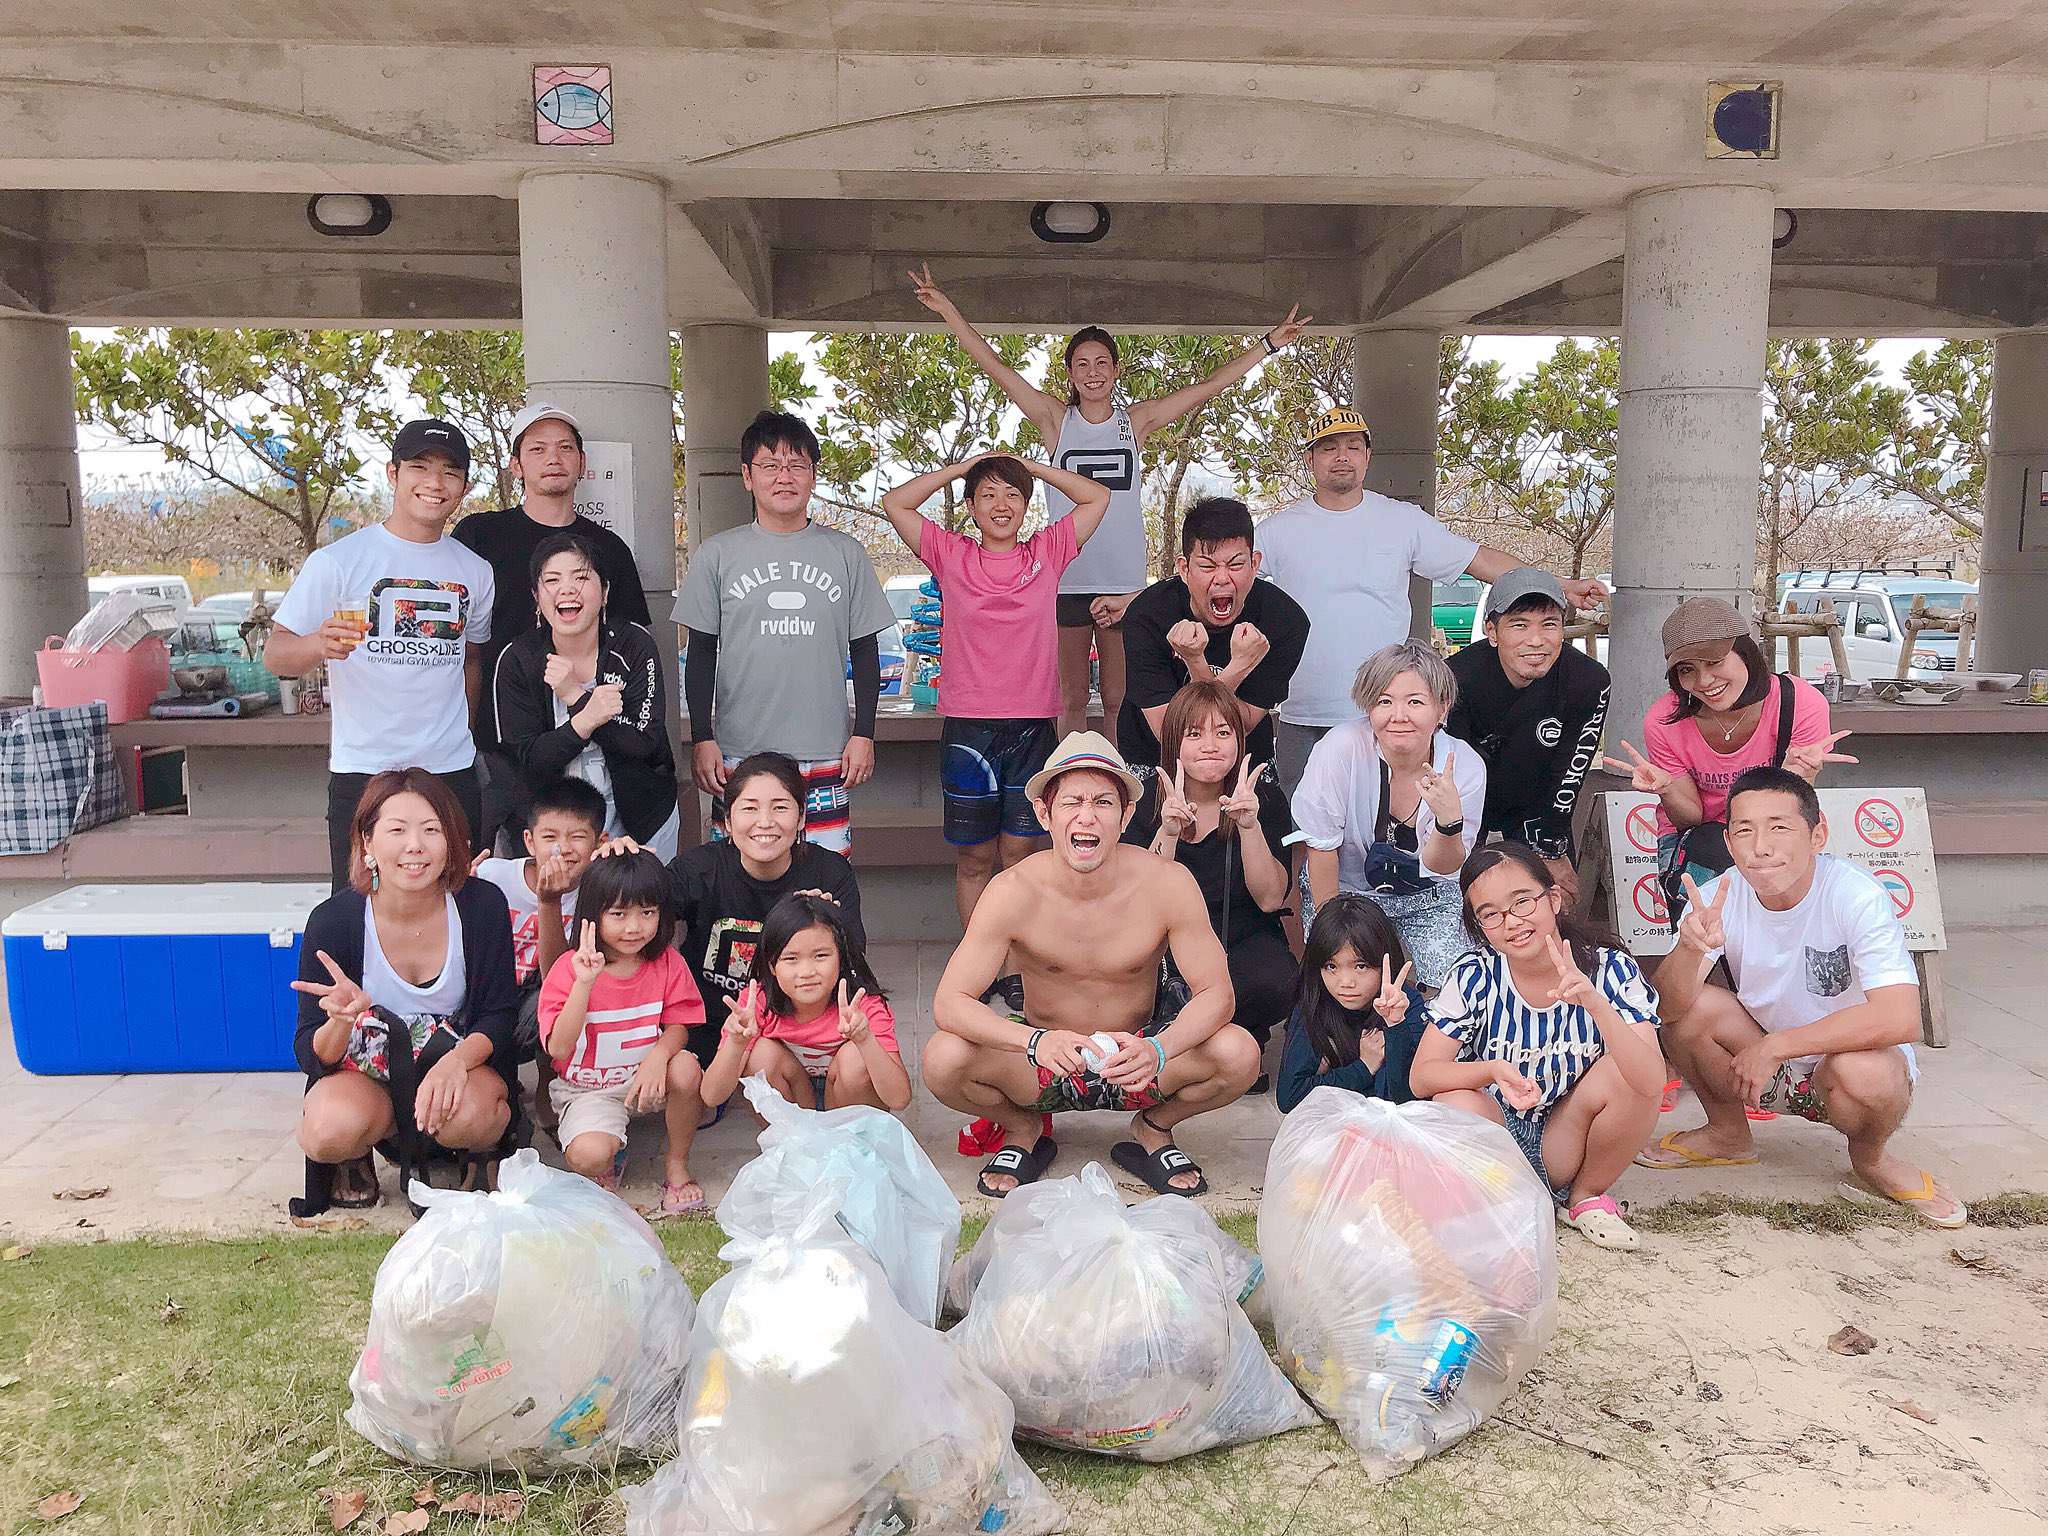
[72,328,398,557]
[386,330,526,507]
[811,332,1046,533]
[1757,338,1897,596]
[1867,338,1992,538]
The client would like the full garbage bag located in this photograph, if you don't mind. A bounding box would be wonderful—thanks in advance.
[622,1182,1065,1536]
[346,1150,696,1471]
[718,1073,960,1325]
[1258,1090,1559,1480]
[947,1162,1314,1461]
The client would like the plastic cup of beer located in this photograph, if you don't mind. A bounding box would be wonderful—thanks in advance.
[333,595,370,652]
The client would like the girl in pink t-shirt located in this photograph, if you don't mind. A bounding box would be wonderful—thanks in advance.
[539,851,708,1212]
[700,892,912,1115]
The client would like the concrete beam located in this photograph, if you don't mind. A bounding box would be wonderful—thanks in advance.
[8,45,2048,216]
[1358,207,1625,330]
[669,199,772,322]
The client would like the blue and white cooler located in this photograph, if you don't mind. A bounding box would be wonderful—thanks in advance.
[3,883,325,1074]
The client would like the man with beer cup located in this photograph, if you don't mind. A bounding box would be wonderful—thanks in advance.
[267,419,497,889]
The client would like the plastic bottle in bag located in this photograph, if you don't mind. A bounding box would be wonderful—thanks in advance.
[1258,1090,1559,1480]
[622,1181,1066,1536]
[718,1074,960,1326]
[346,1150,697,1471]
[948,1163,1316,1461]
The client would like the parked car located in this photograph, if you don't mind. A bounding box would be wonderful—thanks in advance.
[1778,572,1977,680]
[1431,575,1484,646]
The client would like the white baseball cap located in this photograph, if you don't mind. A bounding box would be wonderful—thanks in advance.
[509,401,583,453]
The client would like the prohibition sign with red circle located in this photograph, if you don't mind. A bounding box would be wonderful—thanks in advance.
[1632,873,1670,926]
[1870,866,1913,918]
[1855,798,1904,849]
[1625,804,1659,853]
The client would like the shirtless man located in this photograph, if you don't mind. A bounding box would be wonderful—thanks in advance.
[923,732,1261,1197]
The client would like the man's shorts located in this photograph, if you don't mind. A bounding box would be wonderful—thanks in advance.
[942,717,1056,846]
[711,753,850,854]
[1756,1064,1829,1123]
[548,1078,635,1147]
[983,970,1189,1115]
[1056,594,1125,630]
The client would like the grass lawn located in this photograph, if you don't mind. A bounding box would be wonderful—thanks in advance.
[7,1196,2043,1535]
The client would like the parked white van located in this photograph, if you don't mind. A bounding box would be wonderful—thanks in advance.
[88,573,196,631]
[1777,570,1976,681]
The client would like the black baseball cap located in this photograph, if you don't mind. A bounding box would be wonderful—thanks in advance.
[391,418,472,477]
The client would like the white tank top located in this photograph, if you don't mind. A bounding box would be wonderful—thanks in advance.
[362,894,468,1022]
[1045,403,1147,595]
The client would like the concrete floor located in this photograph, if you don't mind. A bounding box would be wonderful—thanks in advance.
[2,928,2045,1239]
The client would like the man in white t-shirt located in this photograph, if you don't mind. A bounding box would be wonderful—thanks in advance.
[268,419,496,889]
[1255,406,1607,793]
[1637,766,1965,1227]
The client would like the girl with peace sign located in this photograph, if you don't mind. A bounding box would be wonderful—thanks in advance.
[537,850,709,1213]
[1276,895,1427,1113]
[289,770,522,1217]
[1124,681,1298,1074]
[699,893,910,1117]
[1409,844,1665,1252]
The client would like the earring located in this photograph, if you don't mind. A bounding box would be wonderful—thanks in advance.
[366,854,380,893]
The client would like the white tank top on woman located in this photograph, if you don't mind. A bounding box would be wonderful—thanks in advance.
[1044,403,1147,595]
[362,894,468,1022]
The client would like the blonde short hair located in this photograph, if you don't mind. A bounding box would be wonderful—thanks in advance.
[1350,640,1459,716]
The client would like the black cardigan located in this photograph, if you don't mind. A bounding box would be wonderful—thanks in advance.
[490,619,680,842]
[294,879,522,1097]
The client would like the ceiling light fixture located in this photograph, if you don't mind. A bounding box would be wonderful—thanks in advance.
[306,194,394,238]
[1031,201,1111,244]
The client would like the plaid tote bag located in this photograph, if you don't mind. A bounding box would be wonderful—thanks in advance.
[0,701,127,855]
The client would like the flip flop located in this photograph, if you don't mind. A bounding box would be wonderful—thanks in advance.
[330,1154,380,1209]
[659,1178,708,1215]
[1660,1079,1681,1113]
[1111,1139,1209,1198]
[975,1136,1058,1198]
[1561,1194,1641,1251]
[1633,1130,1760,1170]
[1837,1174,1968,1230]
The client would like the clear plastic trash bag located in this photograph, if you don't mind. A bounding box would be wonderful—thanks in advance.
[622,1182,1066,1536]
[1257,1090,1560,1481]
[718,1073,960,1326]
[947,1163,1316,1461]
[346,1150,697,1471]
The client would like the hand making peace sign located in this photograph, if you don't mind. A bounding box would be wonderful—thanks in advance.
[1783,729,1858,783]
[1265,304,1312,351]
[569,918,605,987]
[1600,740,1674,796]
[1543,933,1596,1010]
[836,980,873,1045]
[1372,955,1415,1026]
[290,949,372,1027]
[1158,763,1197,841]
[1218,759,1266,832]
[722,980,762,1046]
[1676,872,1731,955]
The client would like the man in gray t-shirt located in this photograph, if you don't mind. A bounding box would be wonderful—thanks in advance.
[676,410,894,853]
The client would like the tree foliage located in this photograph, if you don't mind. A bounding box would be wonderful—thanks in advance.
[385,330,527,507]
[72,328,398,557]
[1868,338,1991,537]
[1756,339,1895,594]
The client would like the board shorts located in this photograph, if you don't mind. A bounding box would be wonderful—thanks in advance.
[982,970,1189,1114]
[1756,1063,1829,1123]
[712,753,850,853]
[1056,593,1125,630]
[942,716,1056,846]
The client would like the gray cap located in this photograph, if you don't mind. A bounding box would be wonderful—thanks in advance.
[1483,566,1568,622]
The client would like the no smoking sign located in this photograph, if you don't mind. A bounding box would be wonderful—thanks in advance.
[1855,798,1904,849]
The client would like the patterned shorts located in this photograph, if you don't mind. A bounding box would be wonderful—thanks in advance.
[1756,1064,1829,1123]
[712,754,850,853]
[983,973,1184,1115]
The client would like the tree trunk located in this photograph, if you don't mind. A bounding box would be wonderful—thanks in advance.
[1157,448,1195,578]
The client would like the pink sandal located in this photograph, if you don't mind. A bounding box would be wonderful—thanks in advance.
[660,1178,707,1215]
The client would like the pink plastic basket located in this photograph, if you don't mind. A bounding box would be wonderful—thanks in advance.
[36,635,171,723]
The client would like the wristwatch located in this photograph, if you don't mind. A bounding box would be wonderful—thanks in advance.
[1435,818,1465,837]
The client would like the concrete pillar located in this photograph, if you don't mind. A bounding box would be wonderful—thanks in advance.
[1352,328,1440,640]
[1609,185,1773,743]
[518,169,675,597]
[1977,330,2048,673]
[680,324,771,552]
[0,318,87,700]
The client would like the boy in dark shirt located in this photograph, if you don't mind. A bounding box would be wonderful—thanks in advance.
[1446,567,1609,899]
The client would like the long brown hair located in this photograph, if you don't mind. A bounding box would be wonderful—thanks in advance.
[1062,326,1120,408]
[1157,680,1248,837]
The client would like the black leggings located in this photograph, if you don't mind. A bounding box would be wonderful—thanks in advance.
[1226,925,1299,1048]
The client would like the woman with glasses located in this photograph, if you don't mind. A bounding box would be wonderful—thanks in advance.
[674,410,898,854]
[1290,640,1486,987]
[1408,844,1665,1252]
[909,262,1310,743]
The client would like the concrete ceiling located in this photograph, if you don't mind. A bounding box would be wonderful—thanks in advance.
[12,1,2048,71]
